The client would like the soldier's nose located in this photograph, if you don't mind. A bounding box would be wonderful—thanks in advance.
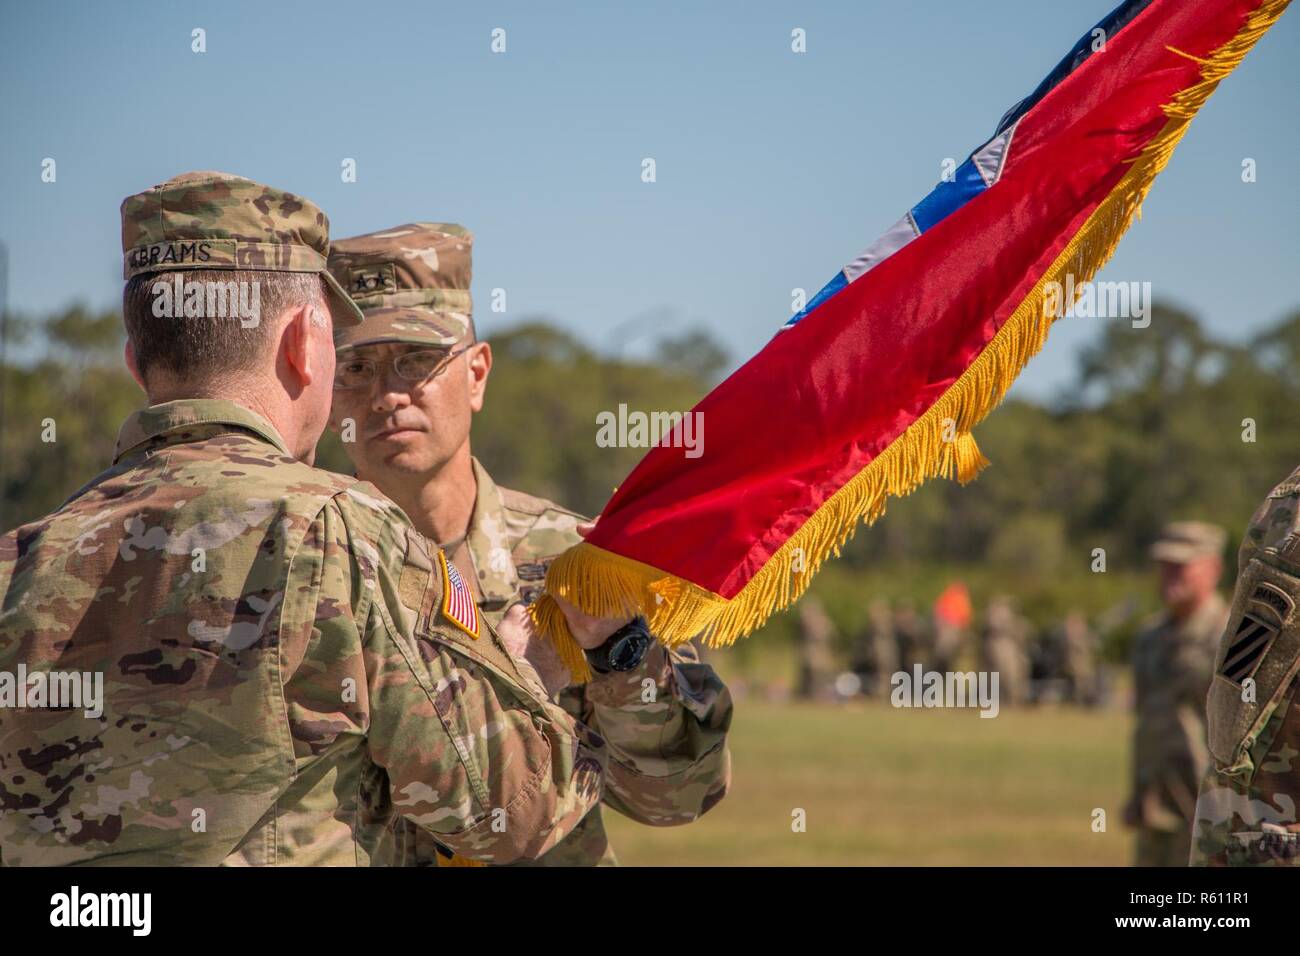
[372,383,411,414]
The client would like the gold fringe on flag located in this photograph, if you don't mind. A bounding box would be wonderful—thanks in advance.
[534,0,1291,681]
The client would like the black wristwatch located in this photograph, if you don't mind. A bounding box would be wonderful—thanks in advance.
[585,616,653,674]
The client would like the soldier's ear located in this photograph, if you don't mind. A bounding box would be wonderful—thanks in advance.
[281,304,317,389]
[467,341,492,413]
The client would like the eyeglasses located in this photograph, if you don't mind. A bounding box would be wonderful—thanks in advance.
[333,345,471,390]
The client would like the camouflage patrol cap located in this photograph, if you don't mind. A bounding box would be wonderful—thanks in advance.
[120,171,363,326]
[327,222,473,351]
[1149,521,1228,563]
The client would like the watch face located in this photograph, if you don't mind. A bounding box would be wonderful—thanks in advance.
[608,631,650,671]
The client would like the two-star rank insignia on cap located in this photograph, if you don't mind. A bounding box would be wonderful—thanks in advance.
[439,550,480,639]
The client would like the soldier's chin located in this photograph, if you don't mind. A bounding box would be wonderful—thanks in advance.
[377,449,431,473]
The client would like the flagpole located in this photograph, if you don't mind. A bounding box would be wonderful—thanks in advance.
[0,239,8,534]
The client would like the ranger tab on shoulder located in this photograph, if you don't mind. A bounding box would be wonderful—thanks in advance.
[439,549,480,639]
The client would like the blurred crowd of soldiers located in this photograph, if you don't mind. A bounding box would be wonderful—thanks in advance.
[796,587,1106,708]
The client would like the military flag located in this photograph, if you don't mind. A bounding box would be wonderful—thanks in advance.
[535,0,1292,676]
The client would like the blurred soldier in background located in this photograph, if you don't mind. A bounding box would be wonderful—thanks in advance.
[895,599,930,670]
[1059,611,1100,707]
[1125,521,1227,867]
[932,581,972,674]
[1193,472,1300,866]
[797,595,837,701]
[852,598,899,698]
[982,596,1031,706]
[326,223,731,866]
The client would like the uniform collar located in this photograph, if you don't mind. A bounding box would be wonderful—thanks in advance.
[464,456,520,606]
[113,399,292,463]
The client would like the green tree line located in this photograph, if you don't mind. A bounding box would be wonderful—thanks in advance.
[2,301,1297,655]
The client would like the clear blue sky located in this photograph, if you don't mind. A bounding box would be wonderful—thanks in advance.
[1,0,1295,400]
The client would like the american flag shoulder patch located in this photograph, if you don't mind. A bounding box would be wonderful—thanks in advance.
[438,550,480,639]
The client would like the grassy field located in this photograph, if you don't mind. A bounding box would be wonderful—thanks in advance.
[605,698,1135,866]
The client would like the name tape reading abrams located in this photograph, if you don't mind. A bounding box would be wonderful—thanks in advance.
[123,238,324,276]
[126,239,228,271]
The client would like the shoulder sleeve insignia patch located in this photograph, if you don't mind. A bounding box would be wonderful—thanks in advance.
[439,549,480,639]
[1220,582,1292,684]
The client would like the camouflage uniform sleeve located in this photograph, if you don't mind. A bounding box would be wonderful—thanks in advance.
[333,491,607,864]
[571,640,732,826]
[1192,479,1300,865]
[501,499,732,829]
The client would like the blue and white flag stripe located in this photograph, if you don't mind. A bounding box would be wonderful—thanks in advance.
[782,0,1156,330]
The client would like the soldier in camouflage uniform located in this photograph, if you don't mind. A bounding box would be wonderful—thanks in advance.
[850,599,898,698]
[1192,471,1300,865]
[980,596,1031,707]
[326,223,732,866]
[795,596,837,701]
[1124,521,1228,867]
[1058,611,1099,707]
[894,600,929,670]
[0,174,612,866]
